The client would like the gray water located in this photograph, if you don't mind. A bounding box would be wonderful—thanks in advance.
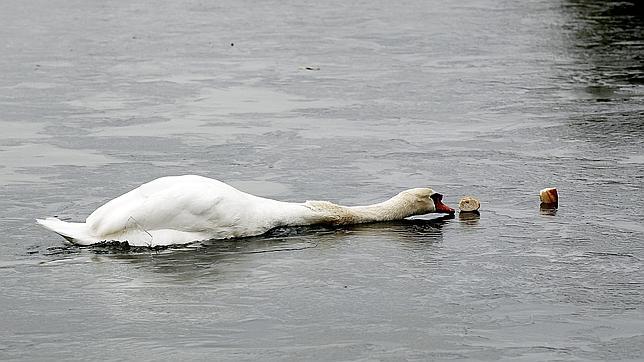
[1,0,643,360]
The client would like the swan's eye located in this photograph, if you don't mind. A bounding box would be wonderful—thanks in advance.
[430,193,443,203]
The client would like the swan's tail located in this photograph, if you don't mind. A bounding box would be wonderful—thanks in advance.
[36,217,99,246]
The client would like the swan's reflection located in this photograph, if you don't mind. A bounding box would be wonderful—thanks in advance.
[43,214,452,258]
[38,215,453,283]
[347,214,452,239]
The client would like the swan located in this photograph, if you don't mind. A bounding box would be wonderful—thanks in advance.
[37,175,454,247]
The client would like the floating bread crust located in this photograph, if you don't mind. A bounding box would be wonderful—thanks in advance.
[458,196,480,212]
[539,188,558,204]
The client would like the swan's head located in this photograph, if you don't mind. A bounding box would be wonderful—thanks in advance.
[402,188,455,214]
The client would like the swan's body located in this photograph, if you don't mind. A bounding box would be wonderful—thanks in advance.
[37,175,454,247]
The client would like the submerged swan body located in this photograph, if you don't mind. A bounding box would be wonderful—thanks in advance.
[37,175,454,247]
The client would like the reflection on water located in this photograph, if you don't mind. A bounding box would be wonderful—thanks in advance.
[42,216,451,268]
[458,211,481,224]
[561,0,643,150]
[539,203,558,216]
[563,0,643,86]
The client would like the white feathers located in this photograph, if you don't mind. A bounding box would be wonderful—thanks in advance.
[37,175,443,247]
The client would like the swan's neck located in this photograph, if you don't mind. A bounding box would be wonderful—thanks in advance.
[298,193,422,226]
[252,192,423,230]
[345,196,419,223]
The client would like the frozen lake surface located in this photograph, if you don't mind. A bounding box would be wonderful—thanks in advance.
[1,0,642,360]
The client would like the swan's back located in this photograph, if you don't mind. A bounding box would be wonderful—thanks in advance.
[85,175,253,238]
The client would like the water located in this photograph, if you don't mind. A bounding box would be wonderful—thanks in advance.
[1,0,642,360]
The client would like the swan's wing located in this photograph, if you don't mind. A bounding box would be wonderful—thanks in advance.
[85,176,243,237]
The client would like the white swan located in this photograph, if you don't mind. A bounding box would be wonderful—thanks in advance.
[37,175,454,247]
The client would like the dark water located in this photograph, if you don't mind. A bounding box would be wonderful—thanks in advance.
[1,0,642,360]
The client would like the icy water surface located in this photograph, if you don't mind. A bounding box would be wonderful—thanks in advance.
[1,0,643,360]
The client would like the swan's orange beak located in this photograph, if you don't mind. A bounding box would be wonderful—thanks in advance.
[431,193,455,214]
